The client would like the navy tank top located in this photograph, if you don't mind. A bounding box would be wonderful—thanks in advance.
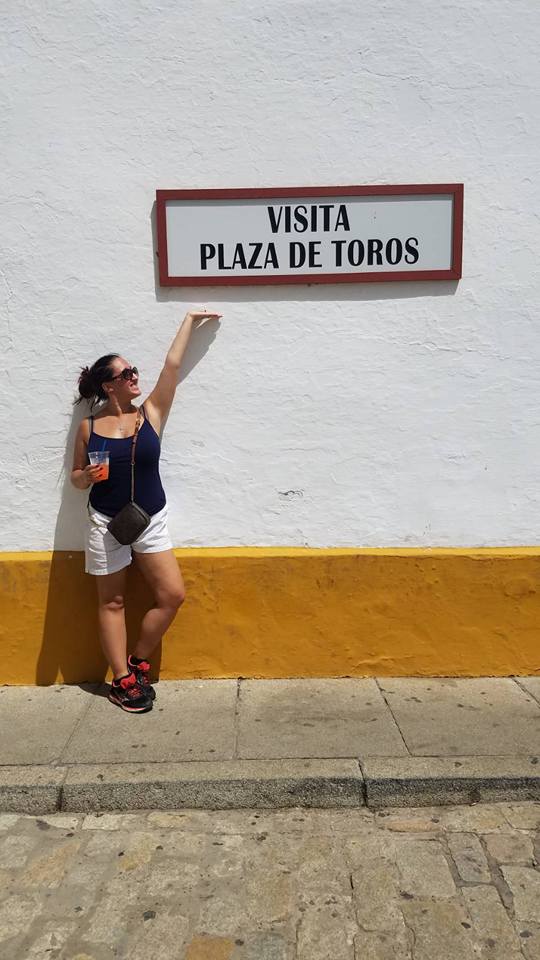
[87,405,166,518]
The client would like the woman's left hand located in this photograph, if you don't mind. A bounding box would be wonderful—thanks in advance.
[184,308,222,325]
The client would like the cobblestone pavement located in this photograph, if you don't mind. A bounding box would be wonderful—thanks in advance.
[2,802,540,959]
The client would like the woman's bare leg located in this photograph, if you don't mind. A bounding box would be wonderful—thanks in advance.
[95,567,130,679]
[132,550,185,660]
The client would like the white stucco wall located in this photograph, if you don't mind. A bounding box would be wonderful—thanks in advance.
[2,0,539,550]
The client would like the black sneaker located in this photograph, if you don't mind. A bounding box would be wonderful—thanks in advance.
[127,654,156,701]
[108,672,153,713]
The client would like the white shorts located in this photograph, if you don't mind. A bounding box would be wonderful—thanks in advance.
[85,503,173,576]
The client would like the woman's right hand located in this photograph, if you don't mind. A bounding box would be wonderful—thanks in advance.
[83,464,104,485]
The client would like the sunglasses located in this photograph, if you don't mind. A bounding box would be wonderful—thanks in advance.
[109,366,138,382]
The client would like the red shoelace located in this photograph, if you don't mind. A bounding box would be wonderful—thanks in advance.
[129,658,151,686]
[116,673,144,699]
[134,659,150,673]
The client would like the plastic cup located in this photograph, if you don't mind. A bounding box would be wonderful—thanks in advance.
[88,451,110,481]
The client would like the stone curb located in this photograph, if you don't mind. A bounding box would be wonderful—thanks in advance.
[61,759,365,811]
[0,766,67,814]
[362,756,540,807]
[1,757,540,813]
[0,760,365,814]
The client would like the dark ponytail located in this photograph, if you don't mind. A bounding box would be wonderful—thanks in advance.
[74,354,120,409]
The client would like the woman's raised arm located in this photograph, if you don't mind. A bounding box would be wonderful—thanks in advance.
[143,308,222,432]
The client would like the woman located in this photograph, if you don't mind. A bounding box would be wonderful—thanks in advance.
[71,308,222,714]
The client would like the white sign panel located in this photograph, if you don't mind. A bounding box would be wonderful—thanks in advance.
[156,184,463,286]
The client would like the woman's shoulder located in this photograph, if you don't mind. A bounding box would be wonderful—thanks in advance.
[76,415,92,445]
[91,409,109,424]
[140,402,161,436]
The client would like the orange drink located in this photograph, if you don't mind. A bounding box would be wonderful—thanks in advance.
[88,451,110,482]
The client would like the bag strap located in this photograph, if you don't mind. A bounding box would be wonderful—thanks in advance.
[86,416,94,508]
[130,407,143,502]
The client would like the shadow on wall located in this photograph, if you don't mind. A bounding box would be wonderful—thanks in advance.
[35,319,220,685]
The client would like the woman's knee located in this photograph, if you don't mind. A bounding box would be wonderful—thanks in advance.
[99,593,126,613]
[96,569,127,612]
[159,585,186,610]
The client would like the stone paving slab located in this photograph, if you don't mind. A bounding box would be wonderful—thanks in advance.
[519,677,540,707]
[377,678,540,755]
[237,678,408,758]
[60,680,238,763]
[0,684,98,764]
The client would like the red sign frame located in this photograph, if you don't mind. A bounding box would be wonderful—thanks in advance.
[156,183,463,287]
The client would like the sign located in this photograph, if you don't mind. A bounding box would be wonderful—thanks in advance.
[156,184,463,287]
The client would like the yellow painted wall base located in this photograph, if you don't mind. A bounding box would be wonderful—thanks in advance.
[1,548,540,684]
